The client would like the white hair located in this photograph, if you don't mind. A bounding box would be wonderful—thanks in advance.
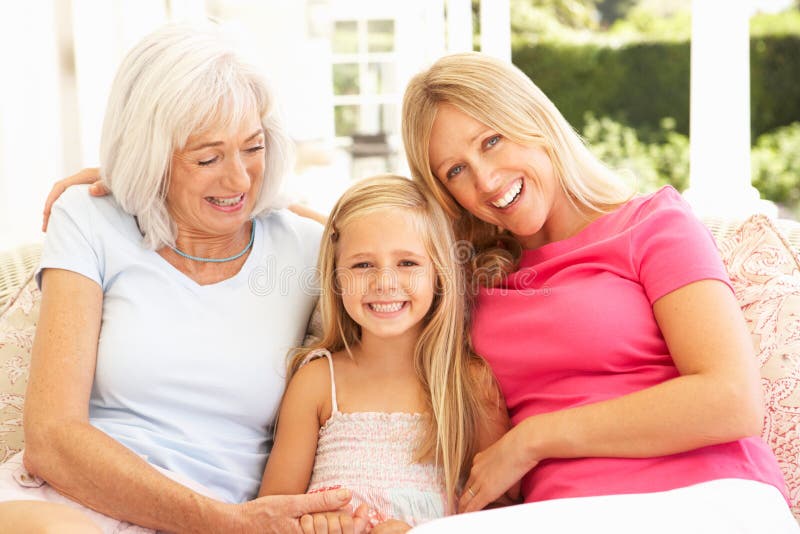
[99,23,293,249]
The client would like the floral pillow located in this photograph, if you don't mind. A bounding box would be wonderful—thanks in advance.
[716,214,800,520]
[0,273,39,463]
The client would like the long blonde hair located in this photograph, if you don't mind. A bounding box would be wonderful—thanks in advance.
[402,52,633,281]
[290,175,492,506]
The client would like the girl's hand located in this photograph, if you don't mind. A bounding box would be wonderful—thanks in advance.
[299,503,374,534]
[370,519,412,533]
[458,421,537,513]
[42,167,109,231]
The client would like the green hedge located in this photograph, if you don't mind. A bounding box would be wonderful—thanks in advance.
[581,116,800,217]
[512,35,800,140]
[751,36,800,136]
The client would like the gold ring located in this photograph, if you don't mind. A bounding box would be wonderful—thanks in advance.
[467,486,476,498]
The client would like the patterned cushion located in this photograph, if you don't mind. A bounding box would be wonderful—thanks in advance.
[716,214,800,520]
[0,273,38,463]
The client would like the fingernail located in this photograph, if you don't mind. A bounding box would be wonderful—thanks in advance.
[336,488,350,501]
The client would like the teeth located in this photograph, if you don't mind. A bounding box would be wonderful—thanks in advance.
[491,180,522,208]
[369,302,404,313]
[208,194,243,207]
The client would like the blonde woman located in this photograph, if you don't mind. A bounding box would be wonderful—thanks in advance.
[259,175,510,533]
[402,52,797,532]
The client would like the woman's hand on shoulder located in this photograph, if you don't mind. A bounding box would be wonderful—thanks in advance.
[42,167,109,231]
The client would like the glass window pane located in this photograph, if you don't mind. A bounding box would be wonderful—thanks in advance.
[367,19,394,52]
[359,104,397,135]
[335,105,359,137]
[380,103,397,134]
[333,20,358,54]
[333,63,359,96]
[365,62,394,95]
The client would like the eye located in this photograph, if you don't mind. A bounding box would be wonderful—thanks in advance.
[484,135,501,149]
[351,261,372,269]
[246,145,265,154]
[446,164,464,180]
[198,157,218,166]
[399,260,418,267]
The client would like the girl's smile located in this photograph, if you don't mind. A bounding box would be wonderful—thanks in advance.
[335,208,436,343]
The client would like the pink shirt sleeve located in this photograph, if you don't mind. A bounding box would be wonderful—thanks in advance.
[630,187,733,304]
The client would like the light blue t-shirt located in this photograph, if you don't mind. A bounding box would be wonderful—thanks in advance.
[36,185,322,503]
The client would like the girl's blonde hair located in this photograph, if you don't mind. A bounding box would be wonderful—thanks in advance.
[402,52,633,281]
[290,174,493,506]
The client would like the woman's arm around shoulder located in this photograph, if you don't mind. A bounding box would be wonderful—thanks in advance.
[259,356,331,497]
[42,168,108,231]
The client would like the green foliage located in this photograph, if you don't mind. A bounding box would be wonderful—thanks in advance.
[606,6,690,41]
[507,0,601,45]
[751,122,800,217]
[582,114,688,193]
[750,9,800,37]
[513,41,690,135]
[751,35,800,137]
[582,116,800,217]
[595,0,638,25]
[513,35,800,139]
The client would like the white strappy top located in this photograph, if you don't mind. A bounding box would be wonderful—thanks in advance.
[303,349,447,526]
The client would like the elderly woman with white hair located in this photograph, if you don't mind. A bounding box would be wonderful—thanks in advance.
[0,24,364,533]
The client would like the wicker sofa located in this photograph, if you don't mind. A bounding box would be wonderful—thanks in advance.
[1,214,799,523]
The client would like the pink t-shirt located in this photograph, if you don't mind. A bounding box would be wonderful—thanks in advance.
[472,186,787,503]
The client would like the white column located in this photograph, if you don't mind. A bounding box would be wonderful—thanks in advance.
[684,0,775,217]
[446,0,472,52]
[479,0,510,62]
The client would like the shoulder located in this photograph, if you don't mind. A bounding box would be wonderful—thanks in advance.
[53,184,113,219]
[51,184,134,234]
[286,353,332,415]
[629,185,697,225]
[597,186,704,240]
[256,208,324,263]
[290,353,333,395]
[258,208,324,242]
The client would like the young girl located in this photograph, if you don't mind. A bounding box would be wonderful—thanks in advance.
[258,175,511,530]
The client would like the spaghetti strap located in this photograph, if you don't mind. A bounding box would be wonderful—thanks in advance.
[301,348,339,414]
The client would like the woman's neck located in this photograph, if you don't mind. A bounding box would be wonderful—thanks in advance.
[158,220,254,283]
[517,195,600,250]
[172,220,253,259]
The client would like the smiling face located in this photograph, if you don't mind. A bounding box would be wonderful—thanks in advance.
[166,110,266,239]
[428,104,573,249]
[335,208,436,344]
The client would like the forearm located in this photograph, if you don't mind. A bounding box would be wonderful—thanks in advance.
[25,420,236,532]
[520,372,763,465]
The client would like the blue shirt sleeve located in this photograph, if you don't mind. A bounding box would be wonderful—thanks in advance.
[36,185,103,289]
